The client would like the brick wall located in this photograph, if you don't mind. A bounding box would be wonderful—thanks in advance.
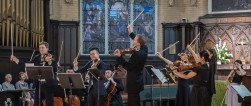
[157,0,208,51]
[50,0,79,21]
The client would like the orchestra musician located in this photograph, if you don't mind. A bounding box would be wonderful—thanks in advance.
[206,49,217,105]
[157,50,192,106]
[171,50,210,106]
[104,68,124,106]
[10,42,58,106]
[114,25,148,106]
[225,60,246,106]
[72,47,107,106]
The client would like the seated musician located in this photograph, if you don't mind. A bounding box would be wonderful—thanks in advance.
[10,42,58,106]
[225,60,246,106]
[15,72,34,106]
[63,65,82,106]
[104,68,124,106]
[2,74,15,91]
[73,47,107,106]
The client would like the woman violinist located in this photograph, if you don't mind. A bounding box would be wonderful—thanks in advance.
[157,50,192,106]
[171,50,211,106]
[225,60,246,106]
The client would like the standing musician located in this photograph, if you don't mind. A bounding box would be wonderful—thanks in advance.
[225,60,246,106]
[171,50,210,106]
[157,50,192,106]
[206,49,217,105]
[10,42,58,106]
[72,47,107,106]
[104,68,124,106]
[114,25,148,106]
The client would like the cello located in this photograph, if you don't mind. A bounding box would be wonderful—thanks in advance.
[103,66,121,106]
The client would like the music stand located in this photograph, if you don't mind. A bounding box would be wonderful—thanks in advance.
[25,66,53,106]
[151,68,175,106]
[231,85,251,104]
[145,65,157,106]
[58,73,86,105]
[87,68,107,106]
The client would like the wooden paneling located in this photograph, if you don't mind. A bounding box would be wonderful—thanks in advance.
[48,20,79,71]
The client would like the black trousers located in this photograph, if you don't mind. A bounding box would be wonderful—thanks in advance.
[34,82,56,106]
[128,92,141,106]
[88,90,105,106]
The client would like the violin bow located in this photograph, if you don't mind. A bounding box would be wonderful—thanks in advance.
[157,41,179,54]
[75,44,82,60]
[58,41,64,65]
[188,33,200,47]
[129,9,144,26]
[30,49,35,61]
[11,22,13,56]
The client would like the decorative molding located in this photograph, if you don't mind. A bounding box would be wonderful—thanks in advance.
[169,0,174,6]
[200,14,251,64]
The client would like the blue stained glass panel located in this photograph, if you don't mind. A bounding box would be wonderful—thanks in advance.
[82,0,105,54]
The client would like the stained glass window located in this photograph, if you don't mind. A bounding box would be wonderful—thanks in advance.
[134,0,155,54]
[82,0,105,54]
[81,0,156,55]
[108,0,130,53]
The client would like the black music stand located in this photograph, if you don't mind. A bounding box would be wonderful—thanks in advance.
[87,68,107,106]
[231,85,251,105]
[58,73,86,105]
[145,65,158,106]
[25,66,53,106]
[161,67,176,106]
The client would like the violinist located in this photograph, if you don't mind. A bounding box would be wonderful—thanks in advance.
[114,25,148,106]
[104,68,124,106]
[206,49,217,105]
[10,42,58,106]
[171,50,210,106]
[157,50,191,106]
[73,47,107,106]
[225,60,246,106]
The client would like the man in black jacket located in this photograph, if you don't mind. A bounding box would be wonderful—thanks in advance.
[10,42,58,106]
[104,69,124,106]
[73,47,107,106]
[114,25,148,106]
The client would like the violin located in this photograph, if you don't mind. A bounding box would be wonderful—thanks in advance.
[173,62,202,72]
[42,53,54,62]
[112,48,137,55]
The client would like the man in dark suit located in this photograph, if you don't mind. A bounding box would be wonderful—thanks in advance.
[104,69,124,106]
[10,42,58,106]
[114,25,148,106]
[73,47,107,106]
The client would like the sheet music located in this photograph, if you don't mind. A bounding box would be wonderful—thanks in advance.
[151,68,167,84]
[231,85,251,98]
[25,63,34,67]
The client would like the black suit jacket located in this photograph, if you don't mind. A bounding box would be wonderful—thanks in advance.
[116,32,148,93]
[76,60,107,96]
[110,78,124,106]
[18,54,58,88]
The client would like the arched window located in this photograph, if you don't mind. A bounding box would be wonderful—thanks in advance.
[80,0,157,55]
